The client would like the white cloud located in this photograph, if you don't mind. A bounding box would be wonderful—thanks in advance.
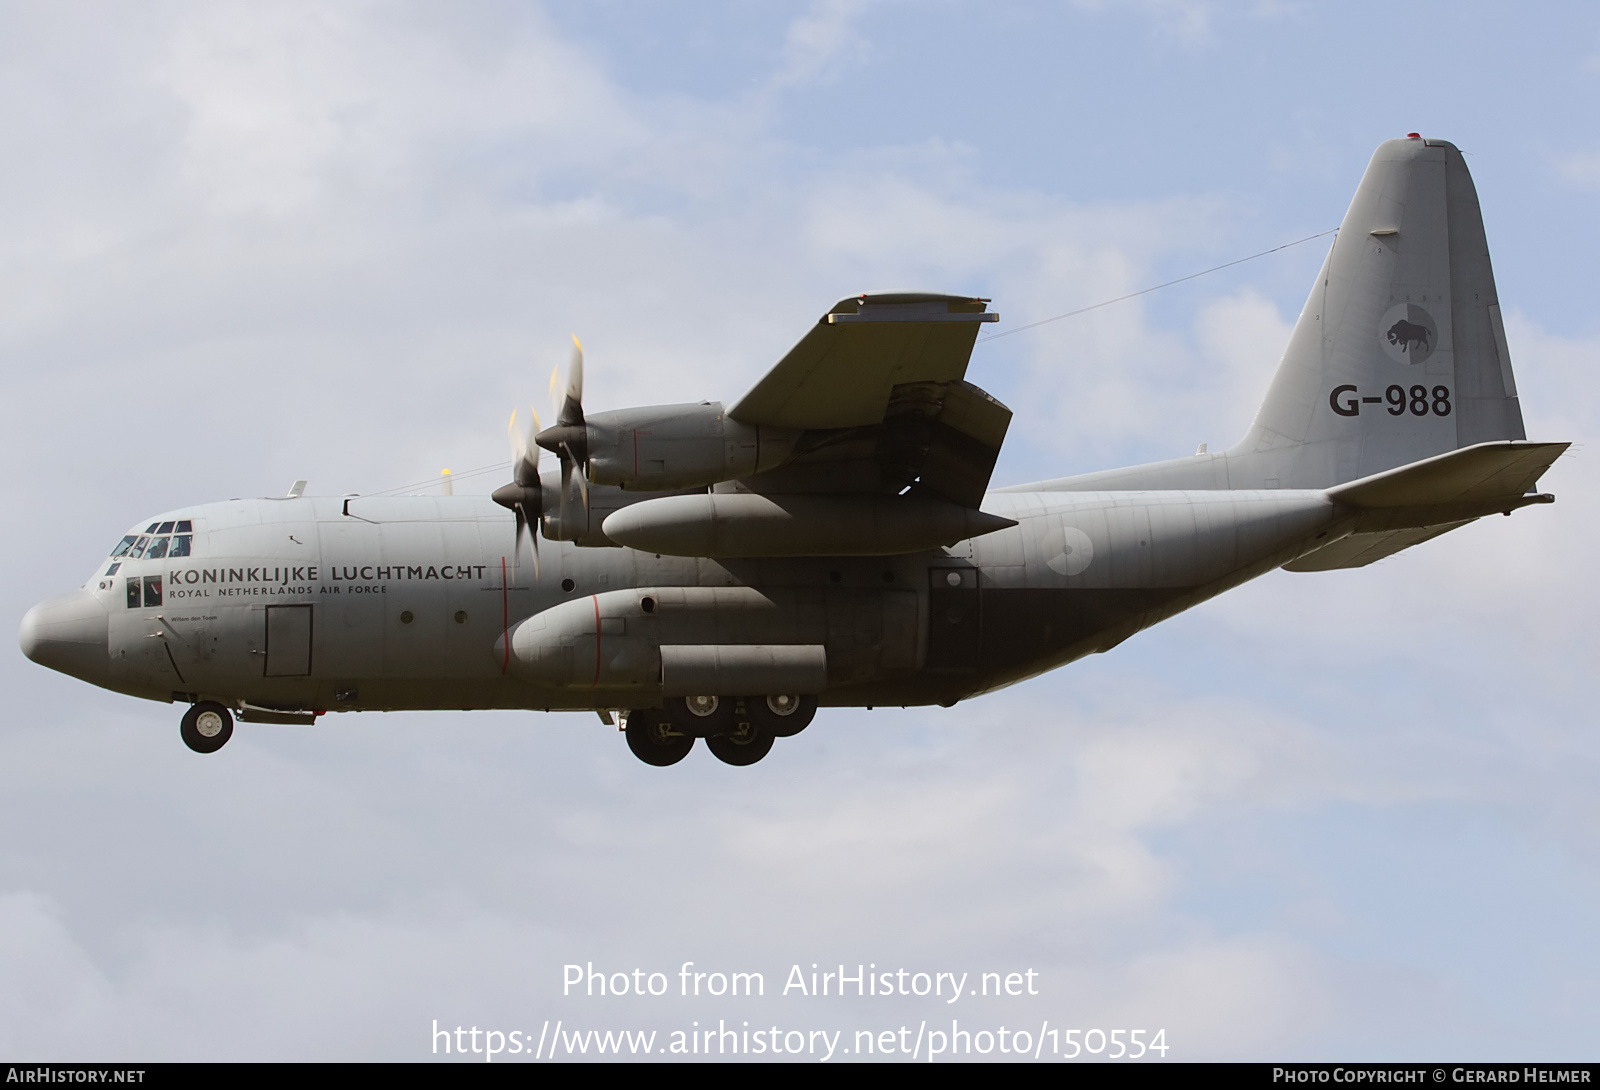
[771,0,869,90]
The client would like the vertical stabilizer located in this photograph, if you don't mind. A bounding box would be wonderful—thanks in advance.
[1233,135,1525,488]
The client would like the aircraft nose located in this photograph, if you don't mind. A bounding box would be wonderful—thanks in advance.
[19,589,110,684]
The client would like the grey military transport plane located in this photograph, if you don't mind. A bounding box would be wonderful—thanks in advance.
[19,136,1568,766]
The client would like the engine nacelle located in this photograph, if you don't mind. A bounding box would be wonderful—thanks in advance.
[600,493,1017,558]
[583,402,800,490]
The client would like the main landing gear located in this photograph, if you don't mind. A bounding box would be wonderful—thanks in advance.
[624,708,695,767]
[180,701,234,754]
[622,695,817,767]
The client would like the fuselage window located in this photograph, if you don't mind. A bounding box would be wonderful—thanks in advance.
[110,535,138,558]
[127,536,150,559]
[169,535,192,557]
[145,537,170,559]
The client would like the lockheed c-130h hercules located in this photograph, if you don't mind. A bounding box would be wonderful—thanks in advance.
[19,136,1568,766]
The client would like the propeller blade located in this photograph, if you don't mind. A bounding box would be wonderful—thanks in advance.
[529,509,540,579]
[563,440,589,514]
[511,501,540,579]
[559,335,585,426]
[535,335,590,541]
[558,455,571,528]
[498,403,544,566]
[508,408,527,468]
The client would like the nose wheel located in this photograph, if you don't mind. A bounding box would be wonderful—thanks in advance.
[180,701,234,754]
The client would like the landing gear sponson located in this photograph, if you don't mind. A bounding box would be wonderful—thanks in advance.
[623,694,817,767]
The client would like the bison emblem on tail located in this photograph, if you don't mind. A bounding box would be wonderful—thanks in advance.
[1386,319,1431,355]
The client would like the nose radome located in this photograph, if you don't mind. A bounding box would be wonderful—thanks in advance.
[19,590,110,684]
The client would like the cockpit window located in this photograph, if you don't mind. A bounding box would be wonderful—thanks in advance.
[115,521,194,559]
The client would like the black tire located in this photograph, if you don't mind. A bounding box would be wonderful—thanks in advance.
[625,709,694,767]
[180,702,233,754]
[744,694,817,738]
[667,695,737,737]
[705,721,774,766]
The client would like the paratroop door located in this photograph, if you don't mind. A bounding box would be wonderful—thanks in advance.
[265,605,313,676]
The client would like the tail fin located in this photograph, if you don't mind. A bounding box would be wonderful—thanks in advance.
[1233,134,1526,488]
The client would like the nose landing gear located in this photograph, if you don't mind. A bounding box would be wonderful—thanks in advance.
[180,701,234,754]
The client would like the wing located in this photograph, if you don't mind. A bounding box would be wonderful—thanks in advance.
[729,292,998,429]
[729,293,1012,507]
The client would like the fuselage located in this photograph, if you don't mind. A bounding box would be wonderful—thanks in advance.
[21,486,1345,716]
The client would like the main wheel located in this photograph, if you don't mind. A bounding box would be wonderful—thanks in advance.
[625,709,694,767]
[744,694,817,738]
[180,701,233,754]
[705,721,774,766]
[667,695,737,737]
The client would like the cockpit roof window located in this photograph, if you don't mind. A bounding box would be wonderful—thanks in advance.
[145,523,159,534]
[156,521,175,534]
[176,520,192,533]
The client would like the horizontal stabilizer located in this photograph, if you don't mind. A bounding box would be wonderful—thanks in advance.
[1283,522,1471,572]
[1287,440,1566,571]
[1327,439,1566,530]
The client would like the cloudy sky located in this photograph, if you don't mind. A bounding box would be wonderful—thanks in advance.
[4,0,1598,1062]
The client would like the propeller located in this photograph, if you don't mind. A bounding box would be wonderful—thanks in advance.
[491,404,543,575]
[536,335,589,529]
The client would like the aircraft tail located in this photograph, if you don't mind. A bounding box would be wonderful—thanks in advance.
[1230,134,1526,489]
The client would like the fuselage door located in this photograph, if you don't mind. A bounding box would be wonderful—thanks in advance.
[265,604,313,677]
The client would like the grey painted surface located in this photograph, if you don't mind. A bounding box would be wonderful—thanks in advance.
[18,138,1565,728]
